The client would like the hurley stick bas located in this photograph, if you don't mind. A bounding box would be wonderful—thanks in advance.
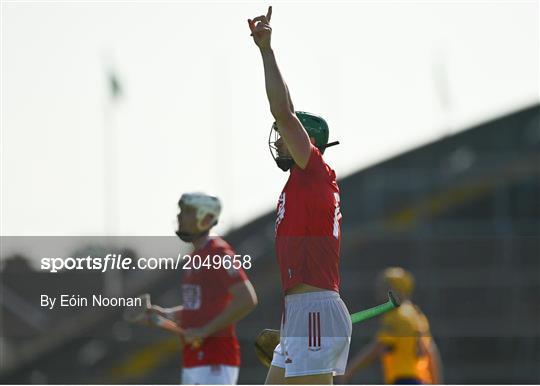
[350,290,400,324]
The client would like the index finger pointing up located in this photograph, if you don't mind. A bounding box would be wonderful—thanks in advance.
[266,6,272,22]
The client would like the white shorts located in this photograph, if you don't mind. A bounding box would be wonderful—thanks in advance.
[271,290,352,378]
[181,365,239,384]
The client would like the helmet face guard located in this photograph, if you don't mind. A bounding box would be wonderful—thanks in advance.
[268,122,294,172]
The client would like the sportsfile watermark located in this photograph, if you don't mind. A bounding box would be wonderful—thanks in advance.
[1,236,257,272]
[0,236,260,336]
[40,253,252,273]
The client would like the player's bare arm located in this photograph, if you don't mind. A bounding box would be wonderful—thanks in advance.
[426,339,444,384]
[184,280,258,345]
[285,83,295,113]
[248,6,311,169]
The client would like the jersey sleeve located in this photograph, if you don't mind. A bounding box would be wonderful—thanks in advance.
[217,264,248,289]
[213,243,249,288]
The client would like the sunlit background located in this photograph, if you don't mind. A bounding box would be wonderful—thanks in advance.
[2,1,537,239]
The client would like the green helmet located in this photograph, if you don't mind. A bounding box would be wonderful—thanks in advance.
[269,111,339,171]
[295,111,329,152]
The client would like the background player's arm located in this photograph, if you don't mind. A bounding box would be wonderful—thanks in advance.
[136,305,186,349]
[424,338,444,384]
[184,280,258,343]
[205,280,258,335]
[248,7,311,169]
[340,340,385,383]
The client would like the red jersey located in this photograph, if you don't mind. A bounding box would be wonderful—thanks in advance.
[275,144,342,292]
[180,237,248,368]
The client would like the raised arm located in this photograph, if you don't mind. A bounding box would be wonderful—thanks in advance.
[248,7,311,169]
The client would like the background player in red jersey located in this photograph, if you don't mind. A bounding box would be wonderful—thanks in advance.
[150,192,258,384]
[248,7,352,385]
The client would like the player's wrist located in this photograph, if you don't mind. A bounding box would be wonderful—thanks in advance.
[259,46,273,56]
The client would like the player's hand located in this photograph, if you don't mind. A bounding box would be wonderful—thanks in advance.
[183,327,206,348]
[247,6,272,52]
[141,305,163,326]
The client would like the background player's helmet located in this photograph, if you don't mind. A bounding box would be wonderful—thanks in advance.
[176,192,221,242]
[381,267,415,298]
[269,111,336,171]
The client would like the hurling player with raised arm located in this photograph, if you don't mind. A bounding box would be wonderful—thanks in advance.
[248,7,351,385]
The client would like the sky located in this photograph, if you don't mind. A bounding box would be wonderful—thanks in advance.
[1,0,538,244]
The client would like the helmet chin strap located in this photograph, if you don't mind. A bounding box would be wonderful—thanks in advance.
[274,142,340,171]
[175,230,209,243]
[275,156,294,172]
